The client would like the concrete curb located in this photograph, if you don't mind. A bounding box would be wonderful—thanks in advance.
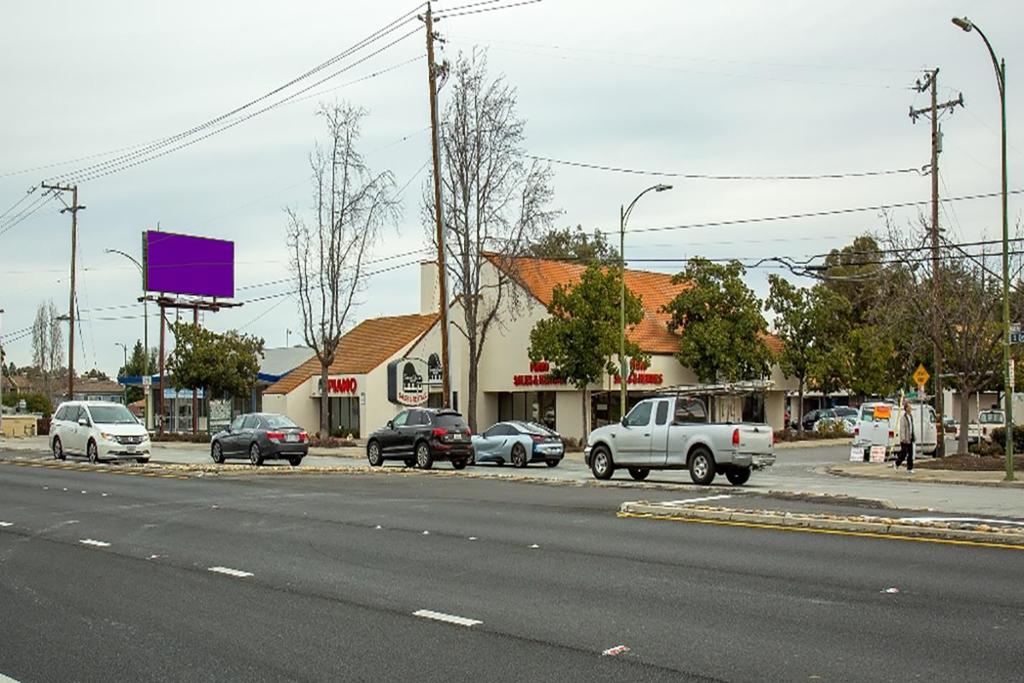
[618,501,1024,547]
[824,464,1024,488]
[774,437,851,450]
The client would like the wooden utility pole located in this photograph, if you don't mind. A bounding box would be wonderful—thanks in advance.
[158,306,166,434]
[911,69,963,457]
[423,2,452,407]
[41,182,84,399]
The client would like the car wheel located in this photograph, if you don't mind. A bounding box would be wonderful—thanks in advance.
[511,443,528,468]
[725,467,751,486]
[52,437,65,461]
[288,456,303,468]
[590,445,614,480]
[628,467,650,481]
[367,440,384,467]
[87,440,100,464]
[211,442,225,464]
[403,458,416,468]
[451,459,467,470]
[688,447,716,485]
[545,459,559,468]
[136,458,150,465]
[415,441,433,470]
[249,443,264,467]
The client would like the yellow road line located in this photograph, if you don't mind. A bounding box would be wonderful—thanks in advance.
[616,511,1024,551]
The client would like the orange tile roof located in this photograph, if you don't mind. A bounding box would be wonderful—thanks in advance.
[486,254,783,356]
[486,254,687,353]
[264,313,439,395]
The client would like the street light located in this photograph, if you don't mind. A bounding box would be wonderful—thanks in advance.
[115,342,128,405]
[105,248,151,426]
[952,16,1013,481]
[619,184,672,419]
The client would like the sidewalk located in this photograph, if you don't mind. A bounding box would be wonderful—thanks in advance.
[827,462,1024,488]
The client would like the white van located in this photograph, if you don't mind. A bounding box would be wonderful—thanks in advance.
[50,401,151,464]
[853,402,937,456]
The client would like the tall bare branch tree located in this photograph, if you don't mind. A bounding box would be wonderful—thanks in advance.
[425,50,556,430]
[31,300,64,400]
[287,103,399,435]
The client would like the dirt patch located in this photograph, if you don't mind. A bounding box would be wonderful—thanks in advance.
[917,455,1024,472]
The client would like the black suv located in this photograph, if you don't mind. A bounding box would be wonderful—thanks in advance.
[366,408,473,470]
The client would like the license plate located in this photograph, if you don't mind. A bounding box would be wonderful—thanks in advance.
[285,434,299,442]
[126,445,136,453]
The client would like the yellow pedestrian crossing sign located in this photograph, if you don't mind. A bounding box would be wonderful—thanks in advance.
[912,364,930,387]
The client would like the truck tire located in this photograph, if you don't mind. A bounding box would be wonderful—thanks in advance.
[688,447,716,485]
[628,467,650,481]
[590,445,614,480]
[725,467,751,486]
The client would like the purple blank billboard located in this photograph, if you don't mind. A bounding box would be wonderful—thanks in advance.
[143,230,234,298]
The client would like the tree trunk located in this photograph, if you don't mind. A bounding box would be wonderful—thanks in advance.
[319,360,330,438]
[581,388,589,445]
[958,390,970,455]
[797,380,805,434]
[467,353,479,433]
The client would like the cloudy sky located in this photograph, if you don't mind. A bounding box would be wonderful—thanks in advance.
[1,0,1021,376]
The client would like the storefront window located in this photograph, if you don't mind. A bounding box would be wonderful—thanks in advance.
[742,394,765,423]
[328,397,360,438]
[497,391,556,429]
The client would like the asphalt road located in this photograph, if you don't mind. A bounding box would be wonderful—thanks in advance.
[1,464,1021,682]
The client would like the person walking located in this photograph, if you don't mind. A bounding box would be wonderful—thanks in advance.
[894,401,915,473]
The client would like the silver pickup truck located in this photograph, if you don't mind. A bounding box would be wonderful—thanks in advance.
[584,394,775,485]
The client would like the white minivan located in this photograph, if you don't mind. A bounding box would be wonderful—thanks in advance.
[50,401,151,464]
[853,401,937,457]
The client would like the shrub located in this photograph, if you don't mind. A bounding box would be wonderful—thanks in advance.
[310,436,358,448]
[981,426,1024,454]
[151,432,211,443]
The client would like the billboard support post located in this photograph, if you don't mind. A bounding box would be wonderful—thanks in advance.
[158,304,166,436]
[192,306,198,435]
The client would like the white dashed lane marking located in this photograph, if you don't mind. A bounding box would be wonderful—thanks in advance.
[208,566,254,578]
[661,494,737,506]
[79,539,111,548]
[0,522,12,527]
[413,609,482,627]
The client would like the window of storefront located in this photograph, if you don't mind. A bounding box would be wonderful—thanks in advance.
[742,393,765,423]
[328,397,360,437]
[496,391,556,429]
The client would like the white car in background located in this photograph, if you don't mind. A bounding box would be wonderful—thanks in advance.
[50,401,151,464]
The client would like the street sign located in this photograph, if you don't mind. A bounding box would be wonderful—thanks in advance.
[1012,324,1024,345]
[142,375,152,389]
[912,364,930,387]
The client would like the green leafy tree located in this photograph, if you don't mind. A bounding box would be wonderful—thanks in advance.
[766,276,849,431]
[528,264,644,436]
[117,340,158,403]
[167,323,264,403]
[664,259,772,385]
[82,368,110,381]
[524,225,617,263]
[2,391,52,415]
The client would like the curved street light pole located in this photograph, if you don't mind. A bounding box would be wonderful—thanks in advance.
[952,17,1012,481]
[115,342,128,404]
[105,248,151,428]
[619,184,673,420]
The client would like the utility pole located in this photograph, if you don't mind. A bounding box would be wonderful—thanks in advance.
[41,183,85,399]
[422,2,453,408]
[910,69,963,458]
[0,308,5,437]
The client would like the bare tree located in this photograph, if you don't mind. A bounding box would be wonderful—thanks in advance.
[425,51,556,430]
[880,218,1009,454]
[287,103,399,436]
[31,300,64,400]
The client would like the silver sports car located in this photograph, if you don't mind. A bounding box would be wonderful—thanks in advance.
[471,421,565,468]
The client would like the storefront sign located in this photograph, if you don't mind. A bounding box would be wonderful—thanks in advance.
[388,358,429,406]
[513,373,568,387]
[613,372,664,386]
[427,353,443,386]
[327,376,358,395]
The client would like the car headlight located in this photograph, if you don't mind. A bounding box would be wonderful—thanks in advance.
[100,432,117,441]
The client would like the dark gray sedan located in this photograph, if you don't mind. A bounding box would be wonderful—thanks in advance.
[210,413,308,467]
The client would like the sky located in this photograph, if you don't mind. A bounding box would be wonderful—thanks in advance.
[1,0,1022,376]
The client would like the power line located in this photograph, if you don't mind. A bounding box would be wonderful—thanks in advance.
[610,188,1024,236]
[435,0,542,20]
[527,154,927,181]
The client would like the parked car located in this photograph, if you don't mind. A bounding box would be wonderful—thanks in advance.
[965,409,1004,444]
[471,421,565,468]
[366,408,473,470]
[803,406,856,432]
[210,413,308,467]
[50,400,151,464]
[942,416,958,434]
[814,415,856,435]
[799,409,823,432]
[853,402,937,456]
[584,394,774,485]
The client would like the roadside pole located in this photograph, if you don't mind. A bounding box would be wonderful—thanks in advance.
[0,308,5,437]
